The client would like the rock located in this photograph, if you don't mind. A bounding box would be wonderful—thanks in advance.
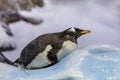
[17,0,34,11]
[0,25,15,51]
[32,0,44,7]
[21,17,43,25]
[0,0,44,23]
[0,0,17,10]
[17,0,44,11]
[0,7,42,52]
[0,0,44,11]
[1,11,43,25]
[0,0,43,25]
[0,45,120,80]
[0,10,43,38]
[0,0,43,39]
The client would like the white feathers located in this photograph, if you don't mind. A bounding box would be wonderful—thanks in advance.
[68,27,76,32]
[26,45,52,69]
[57,40,77,61]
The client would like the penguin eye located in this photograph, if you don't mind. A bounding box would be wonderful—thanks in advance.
[67,31,75,36]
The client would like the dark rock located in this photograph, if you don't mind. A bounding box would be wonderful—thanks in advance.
[0,42,16,52]
[32,0,44,7]
[22,17,43,25]
[0,0,43,37]
[17,0,44,11]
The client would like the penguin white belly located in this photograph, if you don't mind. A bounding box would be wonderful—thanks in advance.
[57,40,77,61]
[26,45,52,69]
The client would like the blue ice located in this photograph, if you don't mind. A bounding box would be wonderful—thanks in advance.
[0,45,120,80]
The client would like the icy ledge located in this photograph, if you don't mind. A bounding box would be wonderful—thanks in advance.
[0,45,120,80]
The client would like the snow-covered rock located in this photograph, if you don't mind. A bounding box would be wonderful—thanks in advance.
[0,45,120,80]
[0,25,15,51]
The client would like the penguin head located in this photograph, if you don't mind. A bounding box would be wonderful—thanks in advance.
[63,27,91,40]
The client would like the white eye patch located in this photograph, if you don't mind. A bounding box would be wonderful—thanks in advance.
[68,27,76,32]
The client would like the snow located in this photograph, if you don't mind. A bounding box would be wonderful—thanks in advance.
[0,45,120,80]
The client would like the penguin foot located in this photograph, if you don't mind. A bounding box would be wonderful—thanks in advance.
[14,63,25,69]
[47,52,58,65]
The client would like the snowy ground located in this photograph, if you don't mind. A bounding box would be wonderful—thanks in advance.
[0,45,120,80]
[1,0,120,80]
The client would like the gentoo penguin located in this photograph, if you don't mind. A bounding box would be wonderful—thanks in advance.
[15,27,91,69]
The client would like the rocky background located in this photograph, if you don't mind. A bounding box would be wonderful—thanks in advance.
[0,0,44,10]
[0,0,44,51]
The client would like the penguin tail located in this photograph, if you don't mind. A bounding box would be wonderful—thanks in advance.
[13,59,26,68]
[0,53,25,68]
[0,52,13,65]
[13,58,20,65]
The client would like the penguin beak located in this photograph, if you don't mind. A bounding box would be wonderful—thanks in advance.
[81,30,91,34]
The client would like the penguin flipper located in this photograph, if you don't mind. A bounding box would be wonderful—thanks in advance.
[47,49,59,65]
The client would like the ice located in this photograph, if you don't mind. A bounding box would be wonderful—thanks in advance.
[0,45,120,80]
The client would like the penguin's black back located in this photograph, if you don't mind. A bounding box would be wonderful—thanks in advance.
[16,33,65,67]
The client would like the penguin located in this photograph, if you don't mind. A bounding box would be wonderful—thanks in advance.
[15,27,91,69]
